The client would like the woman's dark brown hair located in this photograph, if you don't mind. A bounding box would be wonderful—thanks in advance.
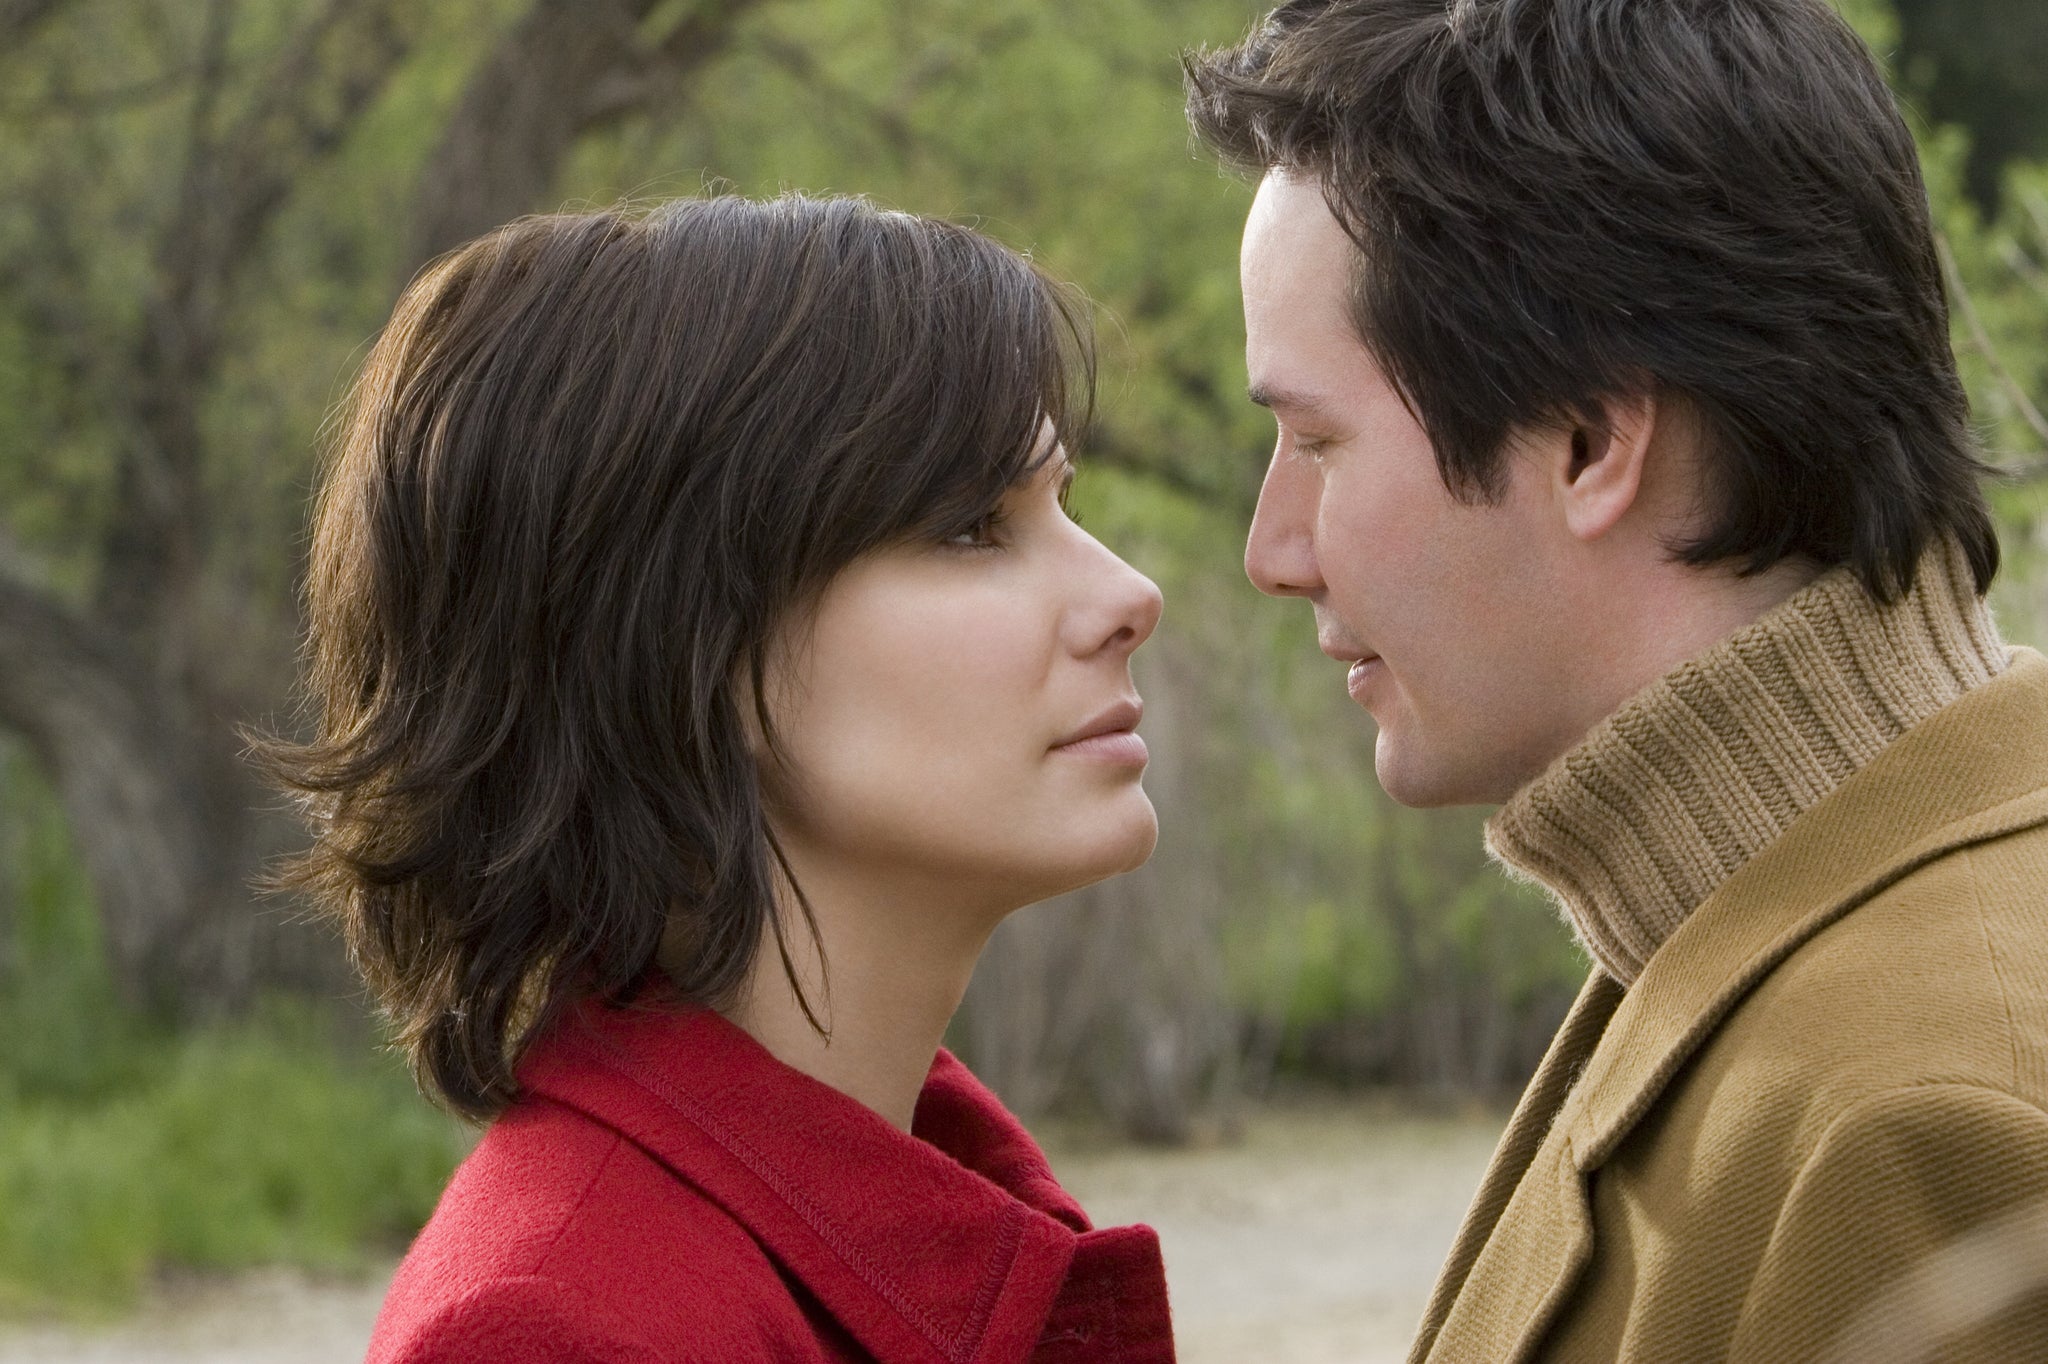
[257,194,1092,1120]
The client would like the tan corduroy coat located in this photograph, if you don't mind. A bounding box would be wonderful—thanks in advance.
[1412,650,2048,1363]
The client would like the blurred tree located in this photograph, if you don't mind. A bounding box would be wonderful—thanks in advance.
[0,0,422,1011]
[1890,0,2048,215]
[0,0,781,1012]
[410,0,771,261]
[0,0,1271,1030]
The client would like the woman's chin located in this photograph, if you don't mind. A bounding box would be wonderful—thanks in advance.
[1039,799,1161,896]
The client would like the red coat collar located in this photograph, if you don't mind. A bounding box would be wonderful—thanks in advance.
[519,996,1172,1363]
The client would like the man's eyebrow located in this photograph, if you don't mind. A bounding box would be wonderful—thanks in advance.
[1247,384,1338,422]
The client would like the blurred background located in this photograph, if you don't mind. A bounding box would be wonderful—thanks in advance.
[0,0,2045,1359]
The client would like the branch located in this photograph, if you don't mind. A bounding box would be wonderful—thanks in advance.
[203,0,413,283]
[0,560,223,1009]
[1997,238,2048,301]
[0,568,133,770]
[101,0,414,633]
[0,0,66,44]
[747,14,1039,177]
[2023,190,2048,264]
[0,62,239,123]
[1939,234,2048,453]
[408,0,776,266]
[753,35,918,164]
[0,525,54,596]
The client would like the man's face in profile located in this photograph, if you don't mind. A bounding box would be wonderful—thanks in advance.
[1239,173,1589,807]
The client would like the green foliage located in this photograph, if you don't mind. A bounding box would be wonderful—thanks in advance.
[1831,0,1898,51]
[0,1014,470,1317]
[0,748,128,1102]
[1890,0,2048,212]
[0,747,467,1318]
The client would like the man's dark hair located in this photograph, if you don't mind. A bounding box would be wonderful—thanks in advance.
[1188,0,1999,600]
[254,195,1091,1119]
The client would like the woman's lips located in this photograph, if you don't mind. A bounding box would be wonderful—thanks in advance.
[1051,730,1149,766]
[1346,656,1383,704]
[1053,698,1146,765]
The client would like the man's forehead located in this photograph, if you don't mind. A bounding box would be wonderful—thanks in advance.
[1244,173,1353,259]
[1243,179,1363,329]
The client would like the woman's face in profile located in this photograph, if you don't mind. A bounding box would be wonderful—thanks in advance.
[759,448,1165,915]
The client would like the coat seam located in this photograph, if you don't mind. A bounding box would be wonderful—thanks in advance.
[1961,847,2023,1093]
[958,1204,1027,1361]
[524,1125,628,1281]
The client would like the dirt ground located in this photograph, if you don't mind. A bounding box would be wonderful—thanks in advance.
[0,1098,1503,1364]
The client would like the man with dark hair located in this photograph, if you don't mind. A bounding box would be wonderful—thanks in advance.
[1188,1,2048,1358]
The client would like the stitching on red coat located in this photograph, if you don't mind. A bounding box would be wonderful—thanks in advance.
[956,1198,1027,1360]
[577,1032,998,1363]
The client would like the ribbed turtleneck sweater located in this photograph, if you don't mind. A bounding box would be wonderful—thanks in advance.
[1485,538,2009,987]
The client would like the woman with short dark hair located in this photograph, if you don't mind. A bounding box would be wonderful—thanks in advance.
[259,194,1174,1363]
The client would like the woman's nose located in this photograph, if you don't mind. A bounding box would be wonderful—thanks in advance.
[1109,560,1164,655]
[1073,533,1164,658]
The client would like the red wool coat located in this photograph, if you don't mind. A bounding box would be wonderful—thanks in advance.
[366,998,1175,1364]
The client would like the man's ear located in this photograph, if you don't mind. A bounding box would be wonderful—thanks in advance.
[1554,390,1659,544]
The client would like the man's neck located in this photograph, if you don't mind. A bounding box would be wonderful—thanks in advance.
[1525,552,1829,793]
[1488,538,2006,984]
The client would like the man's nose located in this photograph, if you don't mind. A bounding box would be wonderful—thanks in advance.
[1245,451,1320,599]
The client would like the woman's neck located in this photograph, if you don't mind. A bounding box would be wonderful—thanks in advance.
[716,862,1004,1132]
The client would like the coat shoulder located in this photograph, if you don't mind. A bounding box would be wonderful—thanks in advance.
[1540,825,2048,1361]
[1726,1081,2048,1361]
[369,1096,829,1364]
[1728,817,2048,1113]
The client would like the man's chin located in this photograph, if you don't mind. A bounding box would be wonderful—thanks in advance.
[1374,737,1521,810]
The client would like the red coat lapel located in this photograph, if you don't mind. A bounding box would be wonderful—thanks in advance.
[520,999,1170,1363]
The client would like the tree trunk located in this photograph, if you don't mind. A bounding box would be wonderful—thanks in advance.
[0,577,214,1009]
[410,0,772,265]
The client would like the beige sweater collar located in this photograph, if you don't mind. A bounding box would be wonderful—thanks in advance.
[1486,539,2008,986]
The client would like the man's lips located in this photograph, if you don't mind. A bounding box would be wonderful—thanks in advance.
[1317,627,1380,705]
[1345,656,1384,704]
[1317,629,1374,666]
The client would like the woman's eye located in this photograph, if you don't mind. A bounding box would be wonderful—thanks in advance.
[943,510,1006,550]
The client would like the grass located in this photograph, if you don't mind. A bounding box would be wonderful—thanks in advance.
[0,745,470,1319]
[0,1004,472,1319]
